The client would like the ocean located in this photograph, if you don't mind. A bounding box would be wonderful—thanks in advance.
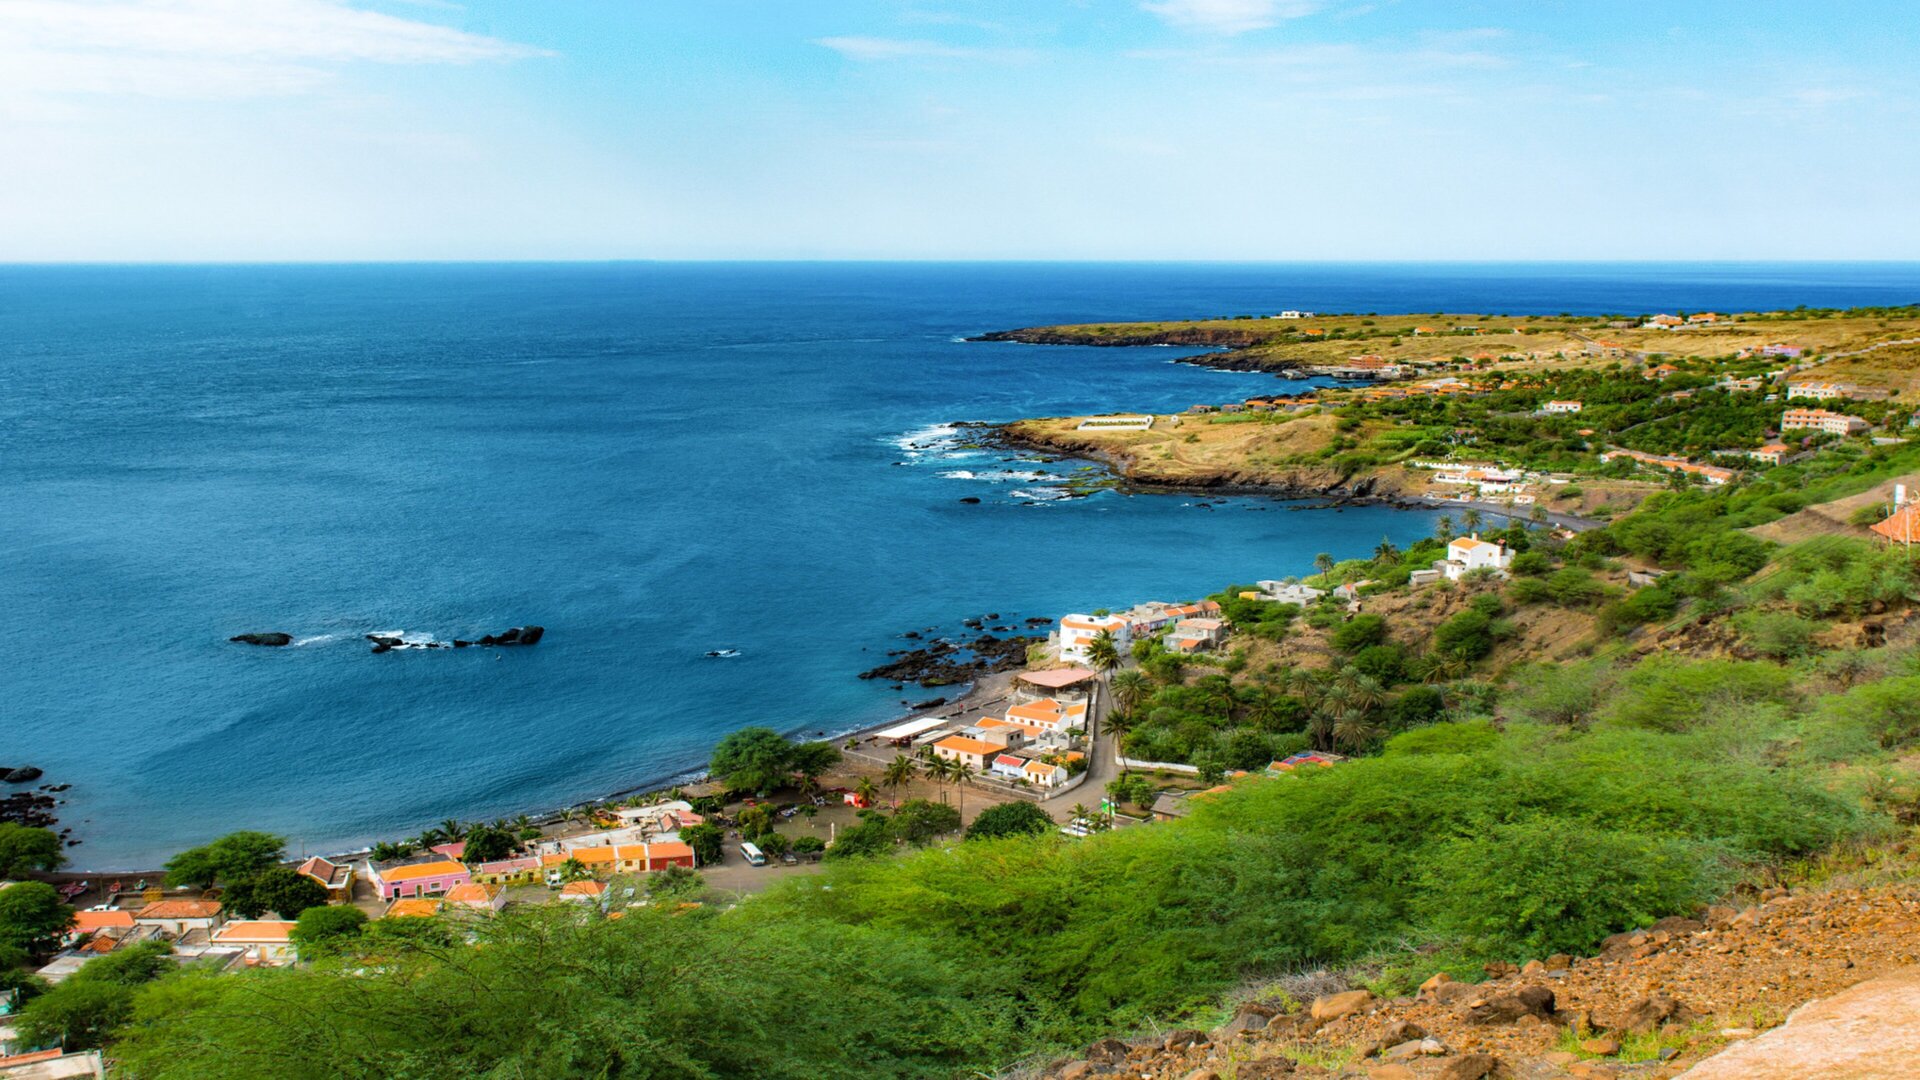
[5,262,1918,867]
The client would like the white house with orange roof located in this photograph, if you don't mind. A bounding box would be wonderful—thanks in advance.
[930,734,1001,772]
[1437,535,1514,581]
[1004,697,1088,733]
[1169,617,1227,653]
[1782,408,1868,436]
[209,920,297,965]
[1058,613,1129,663]
[133,900,224,937]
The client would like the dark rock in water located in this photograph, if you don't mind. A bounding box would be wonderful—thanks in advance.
[478,628,522,646]
[909,697,947,710]
[5,767,44,784]
[370,641,395,654]
[858,634,1042,687]
[958,496,981,504]
[519,626,545,644]
[230,632,293,647]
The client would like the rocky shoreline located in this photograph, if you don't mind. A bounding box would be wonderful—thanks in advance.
[970,326,1289,372]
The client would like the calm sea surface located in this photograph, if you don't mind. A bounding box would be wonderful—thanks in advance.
[5,262,1918,867]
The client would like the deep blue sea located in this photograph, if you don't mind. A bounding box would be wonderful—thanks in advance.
[6,262,1919,867]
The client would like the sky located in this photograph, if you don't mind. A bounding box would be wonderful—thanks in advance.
[1,0,1918,261]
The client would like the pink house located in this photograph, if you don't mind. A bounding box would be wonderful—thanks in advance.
[366,855,471,900]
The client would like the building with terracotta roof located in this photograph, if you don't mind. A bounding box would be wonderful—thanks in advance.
[1004,697,1088,733]
[295,856,353,900]
[471,856,542,885]
[209,920,297,965]
[1058,613,1130,664]
[384,897,442,918]
[558,880,608,903]
[444,882,508,912]
[1781,408,1869,436]
[1437,535,1513,581]
[366,855,471,901]
[1745,443,1791,466]
[1871,503,1920,545]
[931,735,1001,772]
[134,900,224,936]
[1169,617,1227,653]
[69,909,135,937]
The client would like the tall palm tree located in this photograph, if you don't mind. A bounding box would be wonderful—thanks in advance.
[1374,537,1399,562]
[1109,668,1151,718]
[882,754,919,809]
[1104,710,1136,770]
[951,762,977,819]
[1461,508,1482,533]
[1334,669,1387,714]
[853,776,878,808]
[1313,552,1335,576]
[438,819,469,841]
[1437,515,1455,540]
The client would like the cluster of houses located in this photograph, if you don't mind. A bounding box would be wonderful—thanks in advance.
[928,668,1095,789]
[1059,600,1226,662]
[1786,380,1889,402]
[1642,313,1728,329]
[1598,449,1738,486]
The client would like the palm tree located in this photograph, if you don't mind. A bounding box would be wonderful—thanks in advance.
[1085,630,1122,675]
[1196,673,1237,719]
[853,776,878,808]
[1334,669,1387,715]
[1374,537,1399,562]
[1437,515,1455,540]
[1109,668,1151,718]
[438,819,469,842]
[951,762,977,819]
[1333,713,1383,754]
[882,754,919,808]
[1313,552,1335,576]
[1104,710,1136,769]
[1307,710,1337,753]
[1461,508,1482,533]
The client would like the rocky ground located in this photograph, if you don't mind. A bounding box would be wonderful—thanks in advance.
[1037,880,1920,1080]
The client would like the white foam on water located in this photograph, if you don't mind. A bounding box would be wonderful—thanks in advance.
[1011,487,1073,502]
[940,469,1053,483]
[293,633,340,647]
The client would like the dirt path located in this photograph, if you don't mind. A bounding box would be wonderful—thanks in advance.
[1680,965,1920,1079]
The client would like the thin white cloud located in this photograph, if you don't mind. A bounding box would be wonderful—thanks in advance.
[0,0,548,100]
[813,35,1028,62]
[1140,0,1321,35]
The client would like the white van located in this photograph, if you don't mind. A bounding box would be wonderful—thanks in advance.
[739,842,767,867]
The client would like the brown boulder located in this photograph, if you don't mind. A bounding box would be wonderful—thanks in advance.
[1648,915,1703,935]
[1310,989,1374,1023]
[1544,953,1573,970]
[1420,971,1455,995]
[1370,1066,1417,1080]
[1056,1064,1090,1080]
[1234,1057,1295,1078]
[1085,1037,1129,1066]
[1163,1029,1209,1051]
[1370,1019,1429,1055]
[1464,986,1554,1025]
[1220,1001,1279,1037]
[1437,1053,1501,1080]
[1431,981,1480,1006]
[1617,994,1697,1035]
[1581,1036,1623,1055]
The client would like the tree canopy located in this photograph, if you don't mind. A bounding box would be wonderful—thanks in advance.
[0,824,64,878]
[162,831,286,889]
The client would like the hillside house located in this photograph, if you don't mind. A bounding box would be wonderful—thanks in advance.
[1257,581,1326,606]
[1782,409,1869,436]
[444,882,508,912]
[1169,617,1227,653]
[1437,535,1514,581]
[1542,400,1583,414]
[1058,614,1130,663]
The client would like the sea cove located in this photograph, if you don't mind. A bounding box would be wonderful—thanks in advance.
[8,261,1920,868]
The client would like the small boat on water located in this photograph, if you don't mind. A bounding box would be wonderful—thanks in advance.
[705,648,741,658]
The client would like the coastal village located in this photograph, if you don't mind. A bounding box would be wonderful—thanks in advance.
[10,303,1920,1077]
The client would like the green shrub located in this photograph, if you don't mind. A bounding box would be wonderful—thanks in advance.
[1330,614,1388,653]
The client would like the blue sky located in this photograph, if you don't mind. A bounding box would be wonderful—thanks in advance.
[1,0,1917,260]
